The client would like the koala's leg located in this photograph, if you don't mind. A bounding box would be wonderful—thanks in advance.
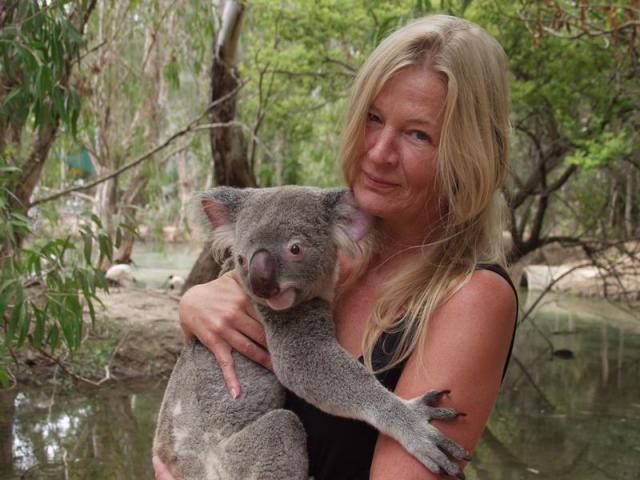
[218,409,308,480]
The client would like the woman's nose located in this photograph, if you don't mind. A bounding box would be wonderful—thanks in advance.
[366,127,397,165]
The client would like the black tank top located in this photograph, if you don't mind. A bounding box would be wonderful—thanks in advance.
[284,264,518,480]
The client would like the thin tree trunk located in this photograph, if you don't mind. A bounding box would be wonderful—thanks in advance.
[209,1,254,188]
[182,0,254,293]
[608,180,619,229]
[624,163,635,237]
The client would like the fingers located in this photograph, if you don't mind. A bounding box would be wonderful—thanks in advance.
[207,337,241,399]
[152,456,175,480]
[178,272,272,398]
[224,323,272,371]
[234,311,268,350]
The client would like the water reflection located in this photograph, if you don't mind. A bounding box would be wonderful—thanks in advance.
[467,293,640,479]
[0,383,165,479]
[1,294,639,479]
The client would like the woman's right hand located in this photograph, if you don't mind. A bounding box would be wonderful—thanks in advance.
[179,271,272,398]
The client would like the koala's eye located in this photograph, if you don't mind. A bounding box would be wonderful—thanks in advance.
[289,243,301,255]
[237,255,245,266]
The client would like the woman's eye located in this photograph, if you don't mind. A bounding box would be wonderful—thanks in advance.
[367,112,382,124]
[410,130,431,143]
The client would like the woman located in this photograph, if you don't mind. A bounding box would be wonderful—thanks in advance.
[155,14,517,480]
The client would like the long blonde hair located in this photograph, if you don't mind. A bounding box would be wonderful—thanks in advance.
[339,15,511,371]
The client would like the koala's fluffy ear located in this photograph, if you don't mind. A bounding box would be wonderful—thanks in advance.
[326,189,373,244]
[197,187,252,260]
[199,187,250,229]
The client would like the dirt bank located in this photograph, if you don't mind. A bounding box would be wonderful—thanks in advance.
[11,289,184,389]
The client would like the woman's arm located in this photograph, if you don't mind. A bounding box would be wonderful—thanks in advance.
[178,271,272,397]
[369,269,517,479]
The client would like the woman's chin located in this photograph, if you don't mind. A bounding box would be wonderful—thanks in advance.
[352,185,393,218]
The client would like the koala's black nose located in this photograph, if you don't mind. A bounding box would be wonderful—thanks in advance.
[249,249,280,299]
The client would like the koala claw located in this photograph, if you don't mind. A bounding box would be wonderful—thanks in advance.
[423,389,451,405]
[443,468,465,480]
[414,390,460,421]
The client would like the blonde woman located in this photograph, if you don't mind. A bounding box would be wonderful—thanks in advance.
[155,14,517,480]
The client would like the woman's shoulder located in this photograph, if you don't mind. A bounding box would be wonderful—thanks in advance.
[427,266,517,347]
[449,267,516,321]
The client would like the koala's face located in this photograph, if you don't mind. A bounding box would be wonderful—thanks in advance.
[232,188,340,311]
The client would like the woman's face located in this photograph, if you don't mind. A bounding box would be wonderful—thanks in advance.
[352,66,447,241]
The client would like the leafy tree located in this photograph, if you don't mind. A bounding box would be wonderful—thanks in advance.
[470,1,639,269]
[0,1,119,387]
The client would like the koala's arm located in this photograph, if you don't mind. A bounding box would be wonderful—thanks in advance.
[369,269,517,479]
[265,300,471,477]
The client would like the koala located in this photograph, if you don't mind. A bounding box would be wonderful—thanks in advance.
[153,186,469,480]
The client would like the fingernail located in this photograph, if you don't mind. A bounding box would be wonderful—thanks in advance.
[230,387,240,399]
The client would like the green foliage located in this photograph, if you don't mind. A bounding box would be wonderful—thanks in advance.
[0,161,123,388]
[567,130,633,170]
[473,0,639,241]
[0,1,86,137]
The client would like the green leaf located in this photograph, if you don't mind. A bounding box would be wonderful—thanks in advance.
[48,324,60,352]
[6,300,23,347]
[83,234,93,264]
[98,234,113,262]
[1,87,23,108]
[16,302,30,347]
[32,304,46,346]
[0,367,11,389]
[90,214,103,229]
[87,298,97,328]
[0,287,13,316]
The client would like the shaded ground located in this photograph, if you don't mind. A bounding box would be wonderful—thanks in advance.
[96,289,183,378]
[11,289,184,389]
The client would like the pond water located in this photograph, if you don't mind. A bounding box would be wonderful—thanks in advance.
[1,248,638,479]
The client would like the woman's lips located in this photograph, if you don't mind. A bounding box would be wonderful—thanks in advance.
[362,170,398,190]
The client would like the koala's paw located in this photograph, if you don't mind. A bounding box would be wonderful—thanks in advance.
[409,423,470,479]
[404,390,472,478]
[409,389,466,421]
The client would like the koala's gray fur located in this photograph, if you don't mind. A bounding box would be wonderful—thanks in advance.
[153,186,469,480]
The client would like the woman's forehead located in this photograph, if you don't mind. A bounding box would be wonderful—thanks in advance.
[372,68,447,121]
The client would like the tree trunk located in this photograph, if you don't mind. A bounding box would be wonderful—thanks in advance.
[624,163,635,238]
[182,0,254,294]
[209,1,254,189]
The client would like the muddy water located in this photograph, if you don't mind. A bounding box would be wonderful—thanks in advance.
[1,250,638,478]
[0,381,165,479]
[468,293,640,479]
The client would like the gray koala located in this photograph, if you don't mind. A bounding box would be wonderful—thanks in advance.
[153,186,469,480]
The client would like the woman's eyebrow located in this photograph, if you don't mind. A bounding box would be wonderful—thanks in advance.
[406,117,437,128]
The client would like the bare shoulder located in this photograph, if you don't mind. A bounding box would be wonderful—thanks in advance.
[429,268,516,336]
[421,268,517,381]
